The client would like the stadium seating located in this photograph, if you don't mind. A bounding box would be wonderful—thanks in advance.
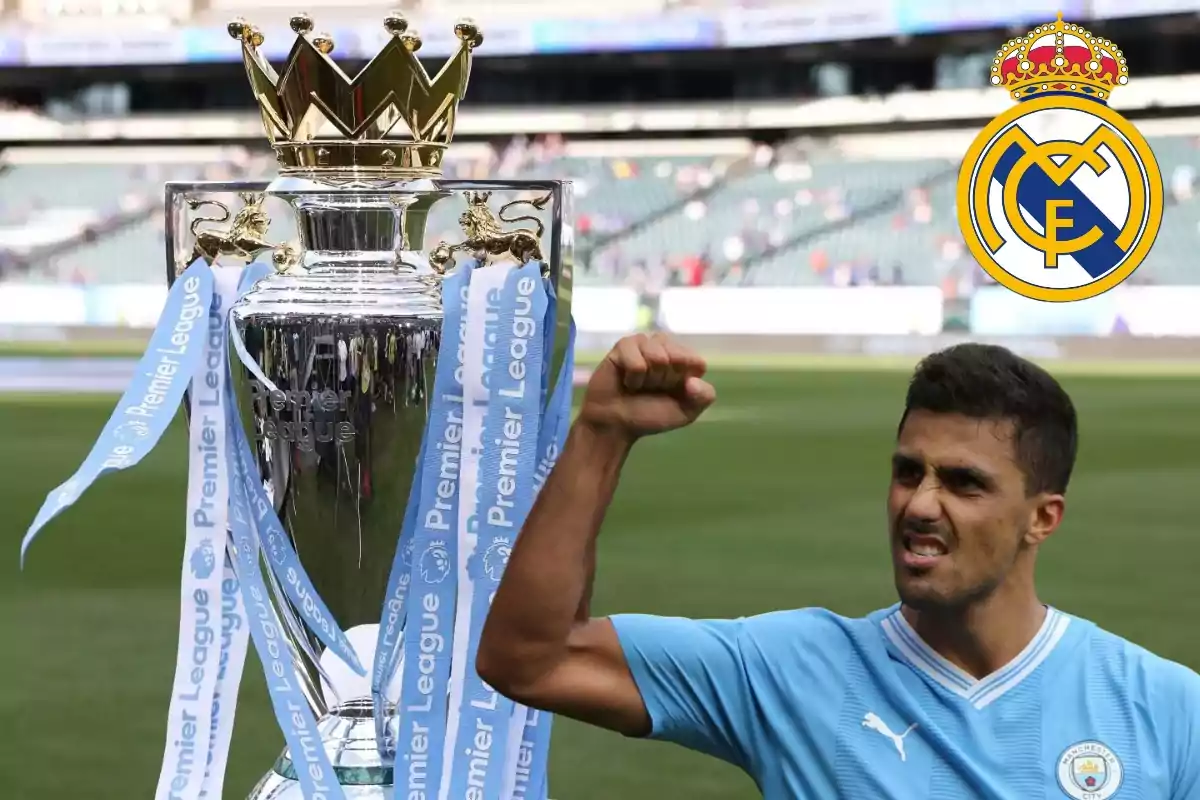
[2,132,1198,288]
[0,145,727,284]
[590,146,956,286]
[1140,135,1200,283]
[0,158,233,282]
[739,134,1200,290]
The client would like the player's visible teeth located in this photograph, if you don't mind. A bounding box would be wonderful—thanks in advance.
[907,541,946,556]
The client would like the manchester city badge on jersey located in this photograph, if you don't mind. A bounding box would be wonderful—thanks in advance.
[956,13,1163,303]
[1056,740,1124,799]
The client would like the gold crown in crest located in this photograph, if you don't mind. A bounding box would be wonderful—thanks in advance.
[227,11,483,177]
[990,13,1128,103]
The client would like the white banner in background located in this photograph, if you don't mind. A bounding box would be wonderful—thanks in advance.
[568,286,640,333]
[1112,287,1200,337]
[23,30,189,66]
[85,284,170,327]
[15,283,1200,339]
[657,286,945,336]
[0,285,88,326]
[969,286,1118,337]
[1090,0,1197,18]
[720,0,897,48]
[0,284,641,337]
[969,285,1200,338]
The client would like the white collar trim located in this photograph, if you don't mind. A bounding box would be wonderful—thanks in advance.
[881,606,1071,710]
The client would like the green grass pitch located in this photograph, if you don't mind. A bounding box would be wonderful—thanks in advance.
[2,365,1198,798]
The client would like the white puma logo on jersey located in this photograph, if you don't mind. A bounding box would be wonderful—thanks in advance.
[862,712,919,762]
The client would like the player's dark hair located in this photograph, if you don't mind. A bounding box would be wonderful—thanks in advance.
[899,343,1077,495]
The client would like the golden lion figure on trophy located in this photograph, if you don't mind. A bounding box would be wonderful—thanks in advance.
[431,191,551,272]
[186,191,279,267]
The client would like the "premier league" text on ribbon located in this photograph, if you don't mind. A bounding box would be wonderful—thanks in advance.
[162,271,232,800]
[102,275,205,471]
[165,584,214,797]
[202,574,243,783]
[190,413,222,531]
[487,274,538,532]
[445,262,547,800]
[400,265,471,800]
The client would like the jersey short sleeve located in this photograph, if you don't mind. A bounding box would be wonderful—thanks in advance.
[609,613,758,771]
[1159,658,1200,799]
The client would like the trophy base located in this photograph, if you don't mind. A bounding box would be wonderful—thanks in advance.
[248,698,399,800]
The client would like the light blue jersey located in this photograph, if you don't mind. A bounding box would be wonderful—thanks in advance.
[611,605,1200,799]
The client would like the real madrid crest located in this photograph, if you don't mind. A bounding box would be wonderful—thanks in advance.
[1057,740,1124,799]
[956,13,1163,302]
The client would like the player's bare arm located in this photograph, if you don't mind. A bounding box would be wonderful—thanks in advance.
[477,332,716,737]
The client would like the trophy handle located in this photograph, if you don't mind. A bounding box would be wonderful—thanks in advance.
[429,181,574,399]
[164,180,278,287]
[165,180,335,720]
[432,190,553,273]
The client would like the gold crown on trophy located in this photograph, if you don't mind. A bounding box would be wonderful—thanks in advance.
[227,11,483,177]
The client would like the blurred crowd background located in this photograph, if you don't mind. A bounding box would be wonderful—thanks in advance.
[1,0,1199,342]
[6,132,1199,294]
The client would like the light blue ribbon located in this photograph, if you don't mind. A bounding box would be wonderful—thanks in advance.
[224,382,345,800]
[372,260,477,754]
[227,409,366,676]
[224,260,346,798]
[445,261,549,800]
[539,275,558,412]
[217,259,366,676]
[237,261,272,295]
[20,258,214,565]
[395,263,472,800]
[371,429,427,751]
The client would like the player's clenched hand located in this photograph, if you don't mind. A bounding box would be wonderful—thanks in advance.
[578,333,716,440]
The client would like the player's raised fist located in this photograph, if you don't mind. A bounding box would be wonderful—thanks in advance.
[578,332,716,440]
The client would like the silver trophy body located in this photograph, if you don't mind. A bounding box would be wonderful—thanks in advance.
[164,176,573,798]
[161,14,573,795]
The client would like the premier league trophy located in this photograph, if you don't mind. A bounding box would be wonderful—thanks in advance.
[21,10,574,800]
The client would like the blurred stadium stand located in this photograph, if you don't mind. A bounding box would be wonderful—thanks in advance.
[2,0,1200,339]
[8,0,807,24]
[5,125,1198,295]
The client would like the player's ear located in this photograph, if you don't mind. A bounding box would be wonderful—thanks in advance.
[1025,493,1065,546]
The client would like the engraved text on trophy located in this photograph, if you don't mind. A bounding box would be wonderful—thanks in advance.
[251,381,356,450]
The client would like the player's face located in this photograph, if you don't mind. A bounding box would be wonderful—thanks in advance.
[887,410,1036,610]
